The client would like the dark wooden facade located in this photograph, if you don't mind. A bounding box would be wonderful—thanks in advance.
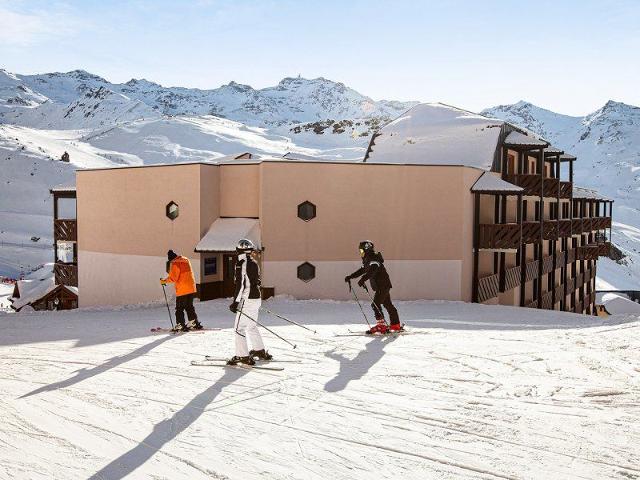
[472,142,613,315]
[50,189,78,291]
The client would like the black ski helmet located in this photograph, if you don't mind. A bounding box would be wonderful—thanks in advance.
[359,240,374,256]
[236,238,256,253]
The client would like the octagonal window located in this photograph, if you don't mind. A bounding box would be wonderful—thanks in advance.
[297,262,315,282]
[297,201,316,221]
[166,201,179,220]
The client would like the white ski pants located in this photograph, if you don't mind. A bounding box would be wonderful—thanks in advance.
[234,298,264,357]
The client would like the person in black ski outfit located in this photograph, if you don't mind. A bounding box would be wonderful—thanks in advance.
[345,240,401,334]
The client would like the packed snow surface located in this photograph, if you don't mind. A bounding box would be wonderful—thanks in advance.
[1,299,639,479]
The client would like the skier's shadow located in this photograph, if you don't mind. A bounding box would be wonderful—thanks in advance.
[88,368,248,480]
[20,335,175,399]
[324,335,397,393]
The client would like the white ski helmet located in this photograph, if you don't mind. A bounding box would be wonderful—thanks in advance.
[236,238,256,253]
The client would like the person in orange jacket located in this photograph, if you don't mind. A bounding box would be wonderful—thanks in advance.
[160,250,203,332]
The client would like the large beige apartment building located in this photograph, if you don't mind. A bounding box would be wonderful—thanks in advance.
[50,103,613,314]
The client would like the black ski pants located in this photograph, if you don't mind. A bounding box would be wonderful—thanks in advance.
[175,293,198,326]
[371,288,400,326]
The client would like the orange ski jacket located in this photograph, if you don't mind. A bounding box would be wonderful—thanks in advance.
[164,256,196,297]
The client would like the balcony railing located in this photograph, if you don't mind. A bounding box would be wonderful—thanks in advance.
[559,182,572,199]
[54,263,77,287]
[592,217,612,230]
[596,242,610,257]
[541,255,554,275]
[571,219,583,235]
[477,273,499,303]
[567,276,575,293]
[522,222,540,243]
[524,259,539,282]
[503,174,541,196]
[541,291,554,310]
[576,271,585,288]
[502,265,521,292]
[558,219,572,237]
[543,178,559,197]
[478,223,521,250]
[577,245,599,261]
[54,219,77,242]
[554,283,565,301]
[556,250,566,266]
[575,300,583,313]
[567,248,576,264]
[543,221,558,240]
[525,299,538,309]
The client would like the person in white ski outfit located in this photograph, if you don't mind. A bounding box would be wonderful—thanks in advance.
[227,239,272,366]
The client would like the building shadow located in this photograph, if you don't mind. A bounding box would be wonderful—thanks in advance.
[20,335,176,399]
[88,368,248,480]
[324,335,397,393]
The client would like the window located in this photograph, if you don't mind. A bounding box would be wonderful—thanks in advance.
[166,201,179,220]
[57,241,75,263]
[204,257,217,276]
[507,154,516,174]
[297,262,315,282]
[297,201,316,221]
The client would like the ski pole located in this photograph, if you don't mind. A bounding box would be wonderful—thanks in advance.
[361,285,388,327]
[260,306,317,334]
[348,280,371,328]
[160,281,174,328]
[239,310,297,349]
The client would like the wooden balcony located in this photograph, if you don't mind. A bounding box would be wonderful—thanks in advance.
[576,271,585,288]
[524,259,539,282]
[542,221,558,240]
[558,219,572,237]
[566,276,575,293]
[556,250,566,266]
[503,174,541,196]
[541,255,554,275]
[501,265,521,292]
[478,223,521,250]
[592,217,612,229]
[575,300,583,313]
[559,182,572,199]
[567,248,576,264]
[522,221,541,243]
[477,273,499,303]
[54,219,77,242]
[554,283,565,301]
[582,218,593,232]
[596,242,611,257]
[54,263,77,287]
[571,219,583,235]
[541,291,554,310]
[525,299,538,309]
[577,245,599,261]
[543,178,559,197]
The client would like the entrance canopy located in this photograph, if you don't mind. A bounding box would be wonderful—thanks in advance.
[195,218,261,253]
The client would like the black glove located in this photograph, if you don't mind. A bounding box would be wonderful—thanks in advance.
[357,278,366,288]
[344,276,351,283]
[229,301,238,313]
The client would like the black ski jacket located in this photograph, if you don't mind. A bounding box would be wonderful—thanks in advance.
[347,251,392,291]
[234,254,261,301]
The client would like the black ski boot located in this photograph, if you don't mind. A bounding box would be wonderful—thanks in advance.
[187,319,203,330]
[171,323,189,333]
[250,349,273,361]
[226,355,256,366]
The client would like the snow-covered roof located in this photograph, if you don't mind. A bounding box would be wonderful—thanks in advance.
[559,153,577,161]
[504,131,549,148]
[471,172,523,194]
[599,293,640,315]
[364,103,505,170]
[573,186,613,201]
[50,183,76,193]
[10,277,77,311]
[544,146,564,155]
[195,218,261,252]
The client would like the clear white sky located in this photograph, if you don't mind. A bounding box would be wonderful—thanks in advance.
[1,0,638,115]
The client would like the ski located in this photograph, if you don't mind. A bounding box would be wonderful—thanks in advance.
[204,355,299,364]
[190,360,283,371]
[150,327,220,334]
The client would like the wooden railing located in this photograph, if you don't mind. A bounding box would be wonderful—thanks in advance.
[522,222,541,243]
[583,218,593,232]
[54,219,77,242]
[559,182,572,199]
[592,217,612,229]
[502,265,521,292]
[576,271,585,288]
[577,245,599,261]
[558,219,572,237]
[543,221,558,240]
[554,283,565,302]
[575,300,583,313]
[543,178,559,197]
[566,277,575,293]
[596,242,611,257]
[567,248,576,264]
[54,263,77,287]
[525,299,538,309]
[541,255,554,275]
[503,174,541,196]
[556,250,566,266]
[478,223,521,250]
[541,291,554,310]
[571,219,583,235]
[477,273,499,303]
[524,259,539,282]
